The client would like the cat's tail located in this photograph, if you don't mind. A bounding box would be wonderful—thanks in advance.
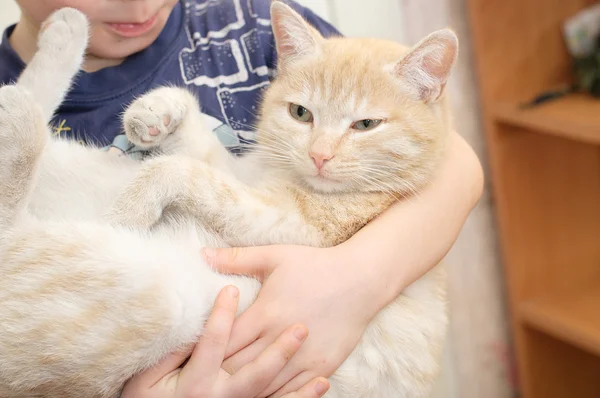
[16,8,89,123]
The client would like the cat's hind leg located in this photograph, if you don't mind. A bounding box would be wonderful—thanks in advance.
[0,86,47,233]
[16,8,89,122]
[123,87,234,171]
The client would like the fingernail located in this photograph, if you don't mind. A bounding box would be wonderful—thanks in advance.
[293,326,308,342]
[315,380,329,396]
[227,286,239,298]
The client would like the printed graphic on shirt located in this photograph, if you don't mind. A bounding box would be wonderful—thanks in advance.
[179,39,248,87]
[241,28,273,77]
[247,0,272,26]
[52,119,72,137]
[184,0,246,46]
[216,81,269,142]
[179,0,274,147]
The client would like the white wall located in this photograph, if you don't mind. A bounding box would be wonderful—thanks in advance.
[295,0,333,21]
[330,0,405,42]
[0,1,20,34]
[296,0,406,42]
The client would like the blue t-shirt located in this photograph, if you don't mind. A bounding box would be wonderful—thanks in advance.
[0,0,339,157]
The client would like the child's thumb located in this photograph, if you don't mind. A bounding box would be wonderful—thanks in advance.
[202,246,280,280]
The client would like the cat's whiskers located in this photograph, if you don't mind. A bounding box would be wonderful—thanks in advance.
[346,167,415,203]
[368,171,421,203]
[249,149,298,169]
[208,119,301,159]
[350,174,402,202]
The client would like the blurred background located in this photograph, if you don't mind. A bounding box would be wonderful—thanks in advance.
[3,1,600,397]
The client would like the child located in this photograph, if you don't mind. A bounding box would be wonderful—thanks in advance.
[2,0,338,157]
[1,0,484,397]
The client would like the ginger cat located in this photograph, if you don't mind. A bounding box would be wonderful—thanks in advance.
[0,3,457,397]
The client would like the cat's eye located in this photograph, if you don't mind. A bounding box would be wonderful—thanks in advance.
[352,119,383,131]
[289,104,314,123]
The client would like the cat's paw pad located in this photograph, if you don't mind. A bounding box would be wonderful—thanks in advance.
[39,8,89,56]
[123,94,187,150]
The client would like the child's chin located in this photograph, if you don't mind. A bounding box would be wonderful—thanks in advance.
[87,38,150,63]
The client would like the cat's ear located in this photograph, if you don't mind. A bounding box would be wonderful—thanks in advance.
[394,29,458,103]
[270,0,323,69]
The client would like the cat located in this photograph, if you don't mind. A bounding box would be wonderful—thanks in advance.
[0,2,457,398]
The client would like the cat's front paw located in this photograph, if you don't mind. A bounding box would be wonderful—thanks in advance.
[39,8,89,58]
[123,88,189,151]
[106,157,183,229]
[107,190,164,230]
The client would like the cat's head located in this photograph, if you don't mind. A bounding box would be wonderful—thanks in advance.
[256,1,458,195]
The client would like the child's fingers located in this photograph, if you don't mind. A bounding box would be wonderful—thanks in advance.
[180,285,239,385]
[223,336,267,374]
[279,377,330,398]
[202,246,286,280]
[268,371,320,398]
[224,304,263,359]
[224,324,308,397]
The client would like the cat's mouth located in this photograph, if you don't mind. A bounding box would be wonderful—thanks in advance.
[312,169,335,181]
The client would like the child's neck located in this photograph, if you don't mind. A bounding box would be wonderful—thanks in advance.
[10,16,123,73]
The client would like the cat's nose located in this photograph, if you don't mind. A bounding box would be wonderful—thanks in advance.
[310,151,334,170]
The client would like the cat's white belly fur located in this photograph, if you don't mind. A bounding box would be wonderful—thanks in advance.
[10,138,447,398]
[29,140,139,220]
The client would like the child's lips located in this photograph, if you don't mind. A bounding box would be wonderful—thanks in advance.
[106,13,159,38]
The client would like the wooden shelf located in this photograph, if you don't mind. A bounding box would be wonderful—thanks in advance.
[520,285,600,358]
[469,0,600,395]
[493,94,600,145]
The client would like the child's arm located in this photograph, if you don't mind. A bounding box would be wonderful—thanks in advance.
[208,130,484,396]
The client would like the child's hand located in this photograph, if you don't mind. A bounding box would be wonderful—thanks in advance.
[121,286,330,398]
[204,246,378,398]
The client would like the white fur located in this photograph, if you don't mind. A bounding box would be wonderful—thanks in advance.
[0,7,451,398]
